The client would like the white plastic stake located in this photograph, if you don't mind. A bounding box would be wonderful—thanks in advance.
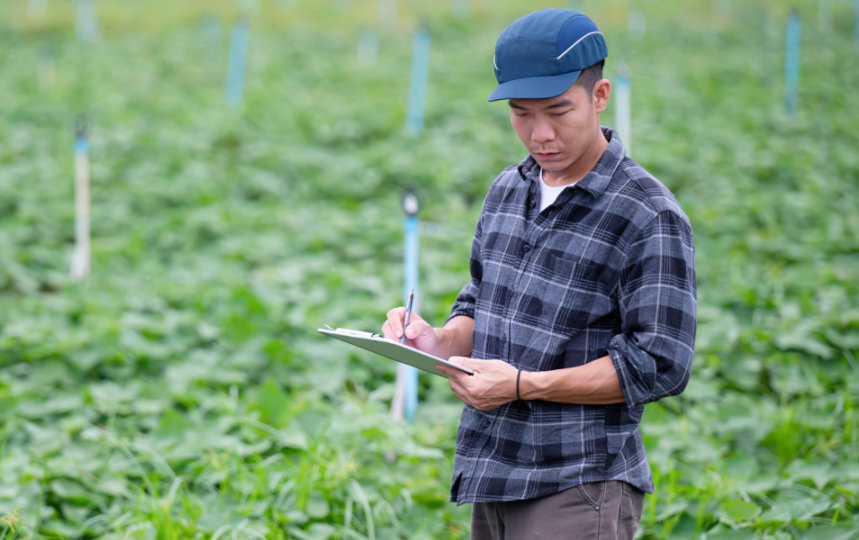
[70,119,91,280]
[76,0,98,43]
[378,0,397,28]
[357,28,379,65]
[27,0,47,19]
[451,0,470,17]
[712,0,731,18]
[37,49,55,90]
[200,14,222,50]
[628,10,646,39]
[818,0,833,28]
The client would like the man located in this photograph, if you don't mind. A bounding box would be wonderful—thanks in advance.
[382,8,696,539]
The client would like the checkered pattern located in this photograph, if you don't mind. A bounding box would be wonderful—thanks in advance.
[448,128,697,504]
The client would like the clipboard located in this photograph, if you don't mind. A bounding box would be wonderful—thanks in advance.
[318,326,473,378]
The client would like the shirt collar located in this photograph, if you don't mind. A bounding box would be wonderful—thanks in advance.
[516,127,626,198]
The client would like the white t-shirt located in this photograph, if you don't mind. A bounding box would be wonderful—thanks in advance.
[539,168,577,212]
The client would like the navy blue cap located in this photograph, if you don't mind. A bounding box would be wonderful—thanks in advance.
[489,9,608,102]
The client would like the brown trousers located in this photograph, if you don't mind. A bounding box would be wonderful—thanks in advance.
[470,481,644,540]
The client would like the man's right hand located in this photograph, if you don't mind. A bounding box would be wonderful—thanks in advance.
[382,311,475,361]
[382,307,441,355]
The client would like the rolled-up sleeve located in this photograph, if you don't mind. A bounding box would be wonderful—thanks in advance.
[608,210,697,409]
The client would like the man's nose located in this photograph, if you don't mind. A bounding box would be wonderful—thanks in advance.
[531,117,555,142]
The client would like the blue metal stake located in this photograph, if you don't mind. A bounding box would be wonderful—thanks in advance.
[855,0,859,49]
[405,28,431,136]
[403,216,419,421]
[394,188,420,421]
[225,18,250,106]
[785,10,800,116]
[614,64,631,155]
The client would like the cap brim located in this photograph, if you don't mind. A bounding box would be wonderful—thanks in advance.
[488,70,582,102]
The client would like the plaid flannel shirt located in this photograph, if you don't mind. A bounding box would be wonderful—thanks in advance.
[448,128,696,504]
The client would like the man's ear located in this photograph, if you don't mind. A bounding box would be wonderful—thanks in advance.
[593,79,610,114]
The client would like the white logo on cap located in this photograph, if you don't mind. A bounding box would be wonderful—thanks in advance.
[556,31,603,60]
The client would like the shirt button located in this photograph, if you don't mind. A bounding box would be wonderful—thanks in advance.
[523,243,531,253]
[482,419,491,428]
[529,199,536,209]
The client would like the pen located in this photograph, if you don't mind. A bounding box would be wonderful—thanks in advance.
[400,288,414,344]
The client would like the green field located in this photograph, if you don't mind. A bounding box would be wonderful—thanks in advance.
[2,0,858,538]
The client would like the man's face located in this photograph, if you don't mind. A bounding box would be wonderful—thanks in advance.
[508,81,608,184]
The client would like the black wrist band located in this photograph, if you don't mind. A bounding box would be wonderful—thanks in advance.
[516,369,522,401]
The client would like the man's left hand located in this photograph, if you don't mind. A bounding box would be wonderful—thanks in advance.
[436,357,518,411]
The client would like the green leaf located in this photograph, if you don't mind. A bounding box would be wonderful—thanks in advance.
[773,332,834,359]
[50,478,93,504]
[704,527,760,540]
[305,491,330,519]
[800,523,859,540]
[760,488,831,524]
[288,522,338,540]
[41,518,85,539]
[718,498,761,524]
[255,378,290,427]
[787,459,838,490]
[16,393,82,418]
[155,408,191,439]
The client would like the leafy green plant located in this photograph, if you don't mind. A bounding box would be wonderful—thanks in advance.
[1,0,857,538]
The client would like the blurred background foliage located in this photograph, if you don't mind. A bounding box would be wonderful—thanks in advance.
[1,0,858,538]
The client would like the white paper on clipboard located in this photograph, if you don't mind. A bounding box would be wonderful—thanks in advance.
[318,326,473,378]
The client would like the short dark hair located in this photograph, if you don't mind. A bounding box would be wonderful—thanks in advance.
[574,60,605,93]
